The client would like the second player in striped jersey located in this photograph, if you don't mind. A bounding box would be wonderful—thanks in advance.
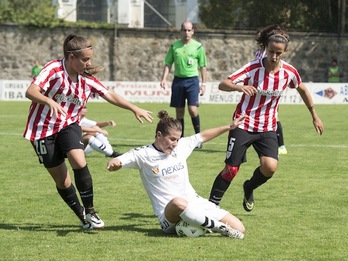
[209,25,324,212]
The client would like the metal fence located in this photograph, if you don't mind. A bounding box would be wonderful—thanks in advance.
[78,0,347,34]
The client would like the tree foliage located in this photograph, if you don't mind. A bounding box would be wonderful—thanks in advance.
[0,0,115,29]
[0,0,58,27]
[199,0,339,32]
[0,0,342,32]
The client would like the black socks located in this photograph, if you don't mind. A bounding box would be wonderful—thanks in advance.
[245,167,271,191]
[209,174,231,205]
[56,185,84,223]
[74,165,94,211]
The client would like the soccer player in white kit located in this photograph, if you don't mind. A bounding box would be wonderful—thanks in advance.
[24,34,153,229]
[107,110,246,239]
[79,106,122,158]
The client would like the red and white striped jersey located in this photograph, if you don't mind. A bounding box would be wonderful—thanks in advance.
[254,49,266,60]
[24,59,108,141]
[230,59,301,132]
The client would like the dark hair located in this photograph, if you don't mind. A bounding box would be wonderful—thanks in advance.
[63,33,92,59]
[155,110,182,136]
[256,24,289,50]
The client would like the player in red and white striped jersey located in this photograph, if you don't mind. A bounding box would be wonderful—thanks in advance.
[23,34,153,229]
[255,25,288,155]
[209,25,324,212]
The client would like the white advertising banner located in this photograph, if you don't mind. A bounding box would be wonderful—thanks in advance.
[0,80,30,101]
[1,80,347,104]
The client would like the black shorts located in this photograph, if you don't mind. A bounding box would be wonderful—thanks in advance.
[31,123,84,168]
[224,128,279,166]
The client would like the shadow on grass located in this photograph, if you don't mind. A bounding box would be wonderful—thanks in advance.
[0,223,97,236]
[102,212,172,237]
[0,212,171,238]
[103,225,169,237]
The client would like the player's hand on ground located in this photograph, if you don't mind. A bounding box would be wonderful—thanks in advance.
[107,158,122,171]
[230,114,248,130]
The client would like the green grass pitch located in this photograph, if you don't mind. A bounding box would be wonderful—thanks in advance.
[0,101,347,261]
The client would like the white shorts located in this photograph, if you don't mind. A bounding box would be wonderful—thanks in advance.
[158,195,229,234]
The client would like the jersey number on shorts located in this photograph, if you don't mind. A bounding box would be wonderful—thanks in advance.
[226,137,236,159]
[34,140,48,155]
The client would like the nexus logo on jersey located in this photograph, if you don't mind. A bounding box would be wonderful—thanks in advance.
[160,163,184,176]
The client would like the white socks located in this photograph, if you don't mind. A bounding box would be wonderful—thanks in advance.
[86,133,113,156]
[179,205,224,232]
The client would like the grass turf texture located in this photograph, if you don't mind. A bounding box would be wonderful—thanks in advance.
[0,101,346,261]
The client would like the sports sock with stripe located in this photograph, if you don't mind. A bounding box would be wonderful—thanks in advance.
[56,184,84,223]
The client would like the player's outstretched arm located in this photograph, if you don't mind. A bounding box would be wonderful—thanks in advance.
[107,158,122,171]
[103,91,153,124]
[297,83,324,135]
[199,115,247,143]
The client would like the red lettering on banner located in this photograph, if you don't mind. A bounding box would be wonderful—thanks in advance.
[124,90,170,96]
[115,82,160,89]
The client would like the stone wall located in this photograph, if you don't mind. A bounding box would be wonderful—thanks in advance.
[1,24,347,83]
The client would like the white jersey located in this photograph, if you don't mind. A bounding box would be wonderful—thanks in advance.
[80,117,96,128]
[118,134,203,218]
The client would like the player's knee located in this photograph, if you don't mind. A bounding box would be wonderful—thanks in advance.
[221,165,240,182]
[260,158,278,176]
[169,197,188,211]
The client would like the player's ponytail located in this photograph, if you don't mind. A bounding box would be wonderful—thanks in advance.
[156,110,182,136]
[82,65,105,78]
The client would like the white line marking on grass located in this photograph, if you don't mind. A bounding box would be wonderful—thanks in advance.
[0,132,23,136]
[2,132,348,149]
[289,144,348,148]
[108,138,348,149]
